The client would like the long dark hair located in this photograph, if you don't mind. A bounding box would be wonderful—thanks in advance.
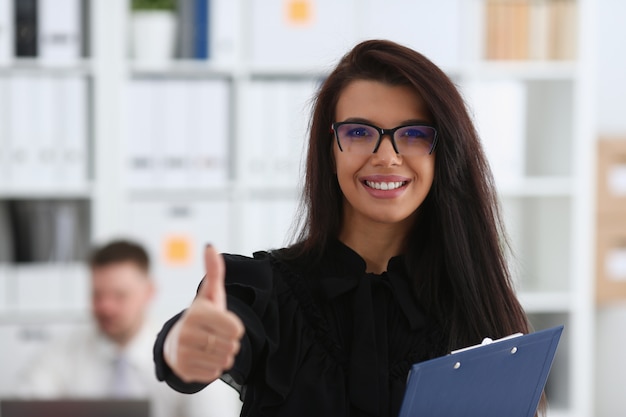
[285,39,530,349]
[279,38,543,414]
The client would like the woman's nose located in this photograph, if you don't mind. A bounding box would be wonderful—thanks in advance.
[371,135,402,165]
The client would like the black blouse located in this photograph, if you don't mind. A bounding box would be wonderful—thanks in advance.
[153,240,445,417]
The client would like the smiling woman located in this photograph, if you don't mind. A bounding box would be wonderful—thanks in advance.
[152,39,540,417]
[332,79,436,255]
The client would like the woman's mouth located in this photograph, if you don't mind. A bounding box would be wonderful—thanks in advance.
[364,180,408,190]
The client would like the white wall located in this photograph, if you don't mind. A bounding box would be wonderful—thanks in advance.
[595,0,626,134]
[594,1,626,416]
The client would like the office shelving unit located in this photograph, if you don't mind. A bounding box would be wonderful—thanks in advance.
[0,1,595,415]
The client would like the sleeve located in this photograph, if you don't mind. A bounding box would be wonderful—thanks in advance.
[153,311,208,394]
[153,253,276,394]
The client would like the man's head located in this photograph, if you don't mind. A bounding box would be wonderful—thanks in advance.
[89,240,154,346]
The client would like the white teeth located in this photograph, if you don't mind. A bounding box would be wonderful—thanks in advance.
[365,181,405,190]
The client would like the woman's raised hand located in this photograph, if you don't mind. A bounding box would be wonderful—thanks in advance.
[163,245,245,383]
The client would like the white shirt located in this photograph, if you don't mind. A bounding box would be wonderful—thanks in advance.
[14,320,242,417]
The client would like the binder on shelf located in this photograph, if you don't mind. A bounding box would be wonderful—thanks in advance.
[0,0,14,65]
[4,74,88,190]
[158,79,191,188]
[193,0,209,59]
[0,263,10,313]
[38,0,82,64]
[240,82,272,184]
[485,0,577,61]
[511,0,530,60]
[59,75,89,187]
[0,202,14,263]
[9,200,58,263]
[177,0,209,60]
[485,0,530,60]
[0,76,9,188]
[7,199,89,264]
[241,80,315,187]
[176,0,194,59]
[187,79,229,186]
[282,80,316,186]
[528,0,550,60]
[210,0,239,65]
[126,78,230,190]
[399,325,564,417]
[271,80,316,187]
[50,200,90,263]
[127,78,158,189]
[8,74,38,188]
[552,0,577,61]
[34,75,61,187]
[14,0,38,57]
[80,0,90,57]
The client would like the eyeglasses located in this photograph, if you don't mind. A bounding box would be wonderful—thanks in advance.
[332,121,438,156]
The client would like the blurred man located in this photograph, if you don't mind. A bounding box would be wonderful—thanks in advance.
[15,239,241,417]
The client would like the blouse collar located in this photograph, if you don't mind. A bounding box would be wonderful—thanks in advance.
[318,238,426,330]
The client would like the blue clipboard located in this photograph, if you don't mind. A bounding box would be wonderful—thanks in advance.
[398,325,564,417]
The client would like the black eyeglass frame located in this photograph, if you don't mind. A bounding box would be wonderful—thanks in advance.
[331,121,439,155]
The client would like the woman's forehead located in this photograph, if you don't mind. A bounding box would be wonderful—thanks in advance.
[335,80,430,125]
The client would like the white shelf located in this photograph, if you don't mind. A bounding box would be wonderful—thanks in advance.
[496,177,574,197]
[462,61,578,81]
[127,186,234,201]
[129,60,234,78]
[0,185,93,199]
[0,58,93,75]
[0,311,89,324]
[518,292,572,314]
[546,408,576,417]
[247,65,331,79]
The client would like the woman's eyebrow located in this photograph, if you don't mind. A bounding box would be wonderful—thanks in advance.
[339,117,372,124]
[340,117,432,125]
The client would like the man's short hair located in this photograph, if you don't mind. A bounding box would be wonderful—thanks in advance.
[89,239,150,273]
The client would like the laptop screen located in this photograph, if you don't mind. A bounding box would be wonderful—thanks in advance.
[0,399,150,417]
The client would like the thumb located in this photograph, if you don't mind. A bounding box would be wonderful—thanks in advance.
[199,244,226,310]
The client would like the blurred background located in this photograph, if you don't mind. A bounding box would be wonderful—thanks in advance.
[0,0,624,416]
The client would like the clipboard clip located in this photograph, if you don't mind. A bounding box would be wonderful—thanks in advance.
[450,332,524,355]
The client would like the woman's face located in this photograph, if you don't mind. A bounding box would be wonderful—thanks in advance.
[333,79,436,231]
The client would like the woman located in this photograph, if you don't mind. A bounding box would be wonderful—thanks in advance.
[153,39,533,417]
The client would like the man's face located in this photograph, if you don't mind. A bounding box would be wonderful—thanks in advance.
[91,261,154,345]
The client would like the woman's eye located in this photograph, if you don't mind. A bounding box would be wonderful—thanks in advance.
[402,128,426,138]
[348,128,370,137]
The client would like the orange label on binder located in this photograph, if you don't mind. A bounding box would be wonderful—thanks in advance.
[163,235,192,265]
[285,0,314,26]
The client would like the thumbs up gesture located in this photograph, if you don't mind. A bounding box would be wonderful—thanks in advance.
[163,245,245,383]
